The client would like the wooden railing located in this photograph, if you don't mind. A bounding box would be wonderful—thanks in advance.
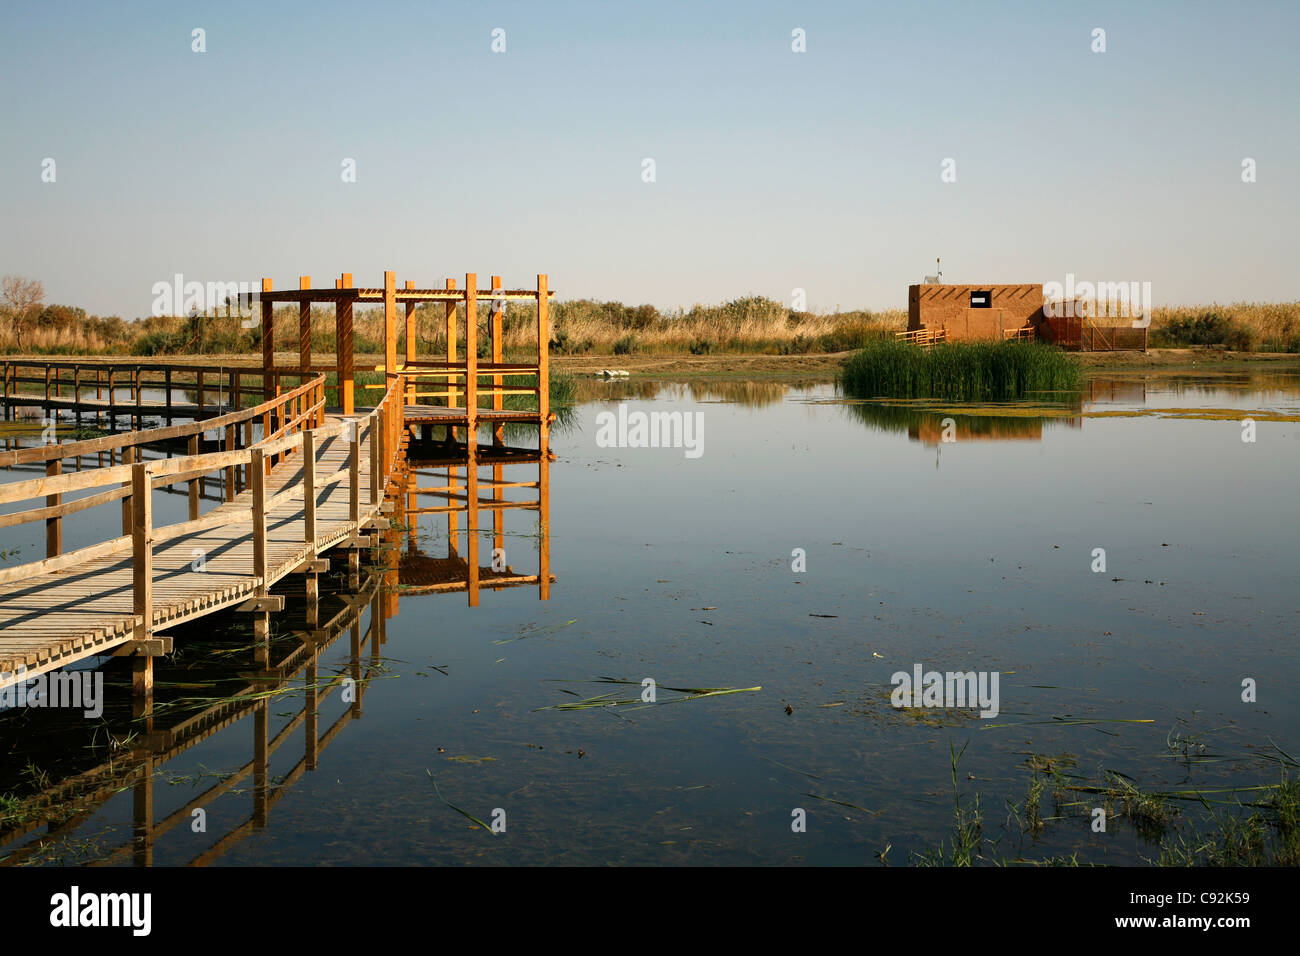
[0,372,415,653]
[895,327,948,346]
[0,359,319,423]
[1002,326,1036,341]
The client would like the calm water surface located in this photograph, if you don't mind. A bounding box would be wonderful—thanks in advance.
[2,370,1298,865]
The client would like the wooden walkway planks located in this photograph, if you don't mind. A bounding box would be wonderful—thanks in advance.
[0,414,376,688]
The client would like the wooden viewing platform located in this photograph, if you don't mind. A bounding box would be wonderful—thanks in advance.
[0,269,553,704]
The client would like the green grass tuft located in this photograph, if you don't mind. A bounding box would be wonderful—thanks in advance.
[841,340,1083,401]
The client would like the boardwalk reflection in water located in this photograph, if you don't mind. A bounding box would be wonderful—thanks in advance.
[0,444,551,866]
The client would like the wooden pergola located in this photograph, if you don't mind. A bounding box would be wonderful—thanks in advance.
[254,271,552,441]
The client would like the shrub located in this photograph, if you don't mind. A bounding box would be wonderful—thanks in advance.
[612,333,638,355]
[1154,311,1235,347]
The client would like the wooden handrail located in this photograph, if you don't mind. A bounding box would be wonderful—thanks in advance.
[0,368,383,609]
[0,371,323,468]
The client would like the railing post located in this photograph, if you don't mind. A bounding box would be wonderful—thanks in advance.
[369,413,381,506]
[131,461,153,643]
[302,429,316,552]
[466,272,478,440]
[377,404,388,489]
[121,445,135,535]
[537,273,549,447]
[251,447,267,589]
[349,421,360,524]
[187,434,200,520]
[491,275,504,446]
[45,459,62,558]
[404,279,417,407]
[224,424,236,502]
[445,277,458,411]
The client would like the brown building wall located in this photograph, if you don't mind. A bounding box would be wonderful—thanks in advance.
[907,284,1044,341]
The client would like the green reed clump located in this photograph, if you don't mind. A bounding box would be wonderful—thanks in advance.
[840,340,1082,401]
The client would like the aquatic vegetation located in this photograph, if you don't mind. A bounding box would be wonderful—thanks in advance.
[426,771,496,834]
[841,340,1083,401]
[913,741,986,866]
[1155,773,1300,866]
[535,678,761,712]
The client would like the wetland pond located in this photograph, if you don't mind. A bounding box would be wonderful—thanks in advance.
[2,369,1298,865]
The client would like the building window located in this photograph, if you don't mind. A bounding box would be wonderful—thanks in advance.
[970,290,992,308]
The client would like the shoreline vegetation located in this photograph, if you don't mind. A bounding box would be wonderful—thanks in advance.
[3,278,1300,361]
[841,340,1083,401]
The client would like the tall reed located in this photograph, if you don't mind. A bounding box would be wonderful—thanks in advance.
[840,340,1083,401]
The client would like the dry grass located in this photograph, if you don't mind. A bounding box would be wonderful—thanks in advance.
[4,298,1300,357]
[1149,302,1300,351]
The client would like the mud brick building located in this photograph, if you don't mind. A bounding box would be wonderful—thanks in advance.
[907,283,1043,341]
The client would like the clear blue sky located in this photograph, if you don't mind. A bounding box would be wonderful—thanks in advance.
[1,0,1296,318]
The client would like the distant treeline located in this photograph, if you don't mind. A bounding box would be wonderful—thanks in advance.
[3,274,1299,356]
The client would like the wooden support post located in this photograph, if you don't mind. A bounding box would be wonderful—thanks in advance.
[466,273,478,441]
[45,459,62,558]
[305,651,319,769]
[383,270,397,389]
[466,441,479,607]
[537,273,550,447]
[74,365,82,426]
[447,465,459,557]
[538,449,550,601]
[224,424,236,503]
[250,446,270,660]
[131,461,153,645]
[404,279,417,406]
[121,445,135,535]
[349,617,363,717]
[251,447,267,589]
[493,460,503,569]
[369,414,380,506]
[261,277,274,402]
[377,405,388,492]
[444,277,457,412]
[299,275,312,387]
[253,700,269,827]
[132,757,154,866]
[302,430,317,552]
[338,272,354,415]
[491,275,504,446]
[349,420,361,584]
[187,434,200,520]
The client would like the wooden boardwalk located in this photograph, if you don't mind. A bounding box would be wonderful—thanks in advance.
[0,412,376,683]
[0,269,552,700]
[0,373,405,696]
